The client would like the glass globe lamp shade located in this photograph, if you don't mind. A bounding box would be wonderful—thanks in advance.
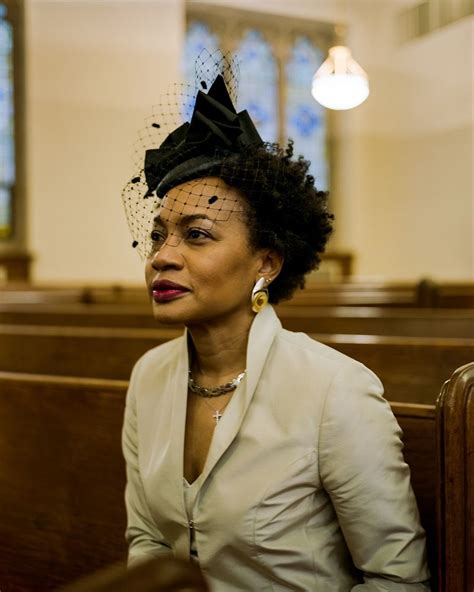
[312,45,369,110]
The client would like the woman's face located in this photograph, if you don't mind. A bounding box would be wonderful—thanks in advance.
[145,177,276,326]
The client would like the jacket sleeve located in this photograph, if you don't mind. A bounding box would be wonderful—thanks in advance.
[318,362,431,591]
[122,358,172,567]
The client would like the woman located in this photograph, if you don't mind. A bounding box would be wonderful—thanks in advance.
[121,57,430,591]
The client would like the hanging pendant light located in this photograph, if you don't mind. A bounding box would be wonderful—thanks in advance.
[312,45,369,110]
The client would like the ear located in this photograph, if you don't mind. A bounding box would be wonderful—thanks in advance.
[257,249,284,283]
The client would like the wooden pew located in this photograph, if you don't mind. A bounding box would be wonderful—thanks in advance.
[291,280,474,308]
[0,283,424,308]
[290,284,423,307]
[432,283,474,308]
[0,284,148,305]
[2,280,473,308]
[1,301,474,339]
[275,305,474,338]
[436,362,474,592]
[0,286,86,304]
[0,281,407,306]
[0,372,441,591]
[0,373,128,592]
[393,401,437,589]
[0,302,159,329]
[0,324,472,404]
[0,324,181,380]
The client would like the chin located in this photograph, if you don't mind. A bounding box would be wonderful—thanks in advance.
[150,293,249,328]
[151,302,189,325]
[150,293,204,326]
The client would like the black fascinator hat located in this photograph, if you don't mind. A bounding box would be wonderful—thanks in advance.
[144,74,263,199]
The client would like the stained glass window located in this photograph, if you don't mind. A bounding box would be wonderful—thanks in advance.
[182,21,220,120]
[235,29,278,144]
[183,22,330,188]
[0,2,14,238]
[285,37,328,190]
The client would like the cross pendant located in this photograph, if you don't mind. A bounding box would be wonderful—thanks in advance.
[213,410,223,424]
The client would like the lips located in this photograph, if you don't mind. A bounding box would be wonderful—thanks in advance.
[151,279,190,303]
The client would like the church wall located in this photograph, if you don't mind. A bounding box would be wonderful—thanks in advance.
[334,3,473,280]
[25,0,185,284]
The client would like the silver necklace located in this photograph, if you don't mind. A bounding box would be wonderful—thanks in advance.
[188,370,246,398]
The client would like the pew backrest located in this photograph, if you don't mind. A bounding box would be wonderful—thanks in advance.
[1,324,472,405]
[0,285,148,305]
[3,301,474,339]
[0,302,158,328]
[2,280,473,308]
[436,362,474,592]
[276,305,474,338]
[391,402,437,588]
[0,323,181,379]
[0,372,129,591]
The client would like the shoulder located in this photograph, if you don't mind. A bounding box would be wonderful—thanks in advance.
[276,328,377,376]
[271,327,384,401]
[273,333,394,450]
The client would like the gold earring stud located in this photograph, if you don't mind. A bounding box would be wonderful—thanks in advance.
[251,277,269,313]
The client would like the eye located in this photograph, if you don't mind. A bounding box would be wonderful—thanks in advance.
[150,229,166,242]
[186,228,210,241]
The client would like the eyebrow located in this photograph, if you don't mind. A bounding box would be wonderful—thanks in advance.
[153,213,216,226]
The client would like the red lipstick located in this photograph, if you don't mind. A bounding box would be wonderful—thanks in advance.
[152,279,189,303]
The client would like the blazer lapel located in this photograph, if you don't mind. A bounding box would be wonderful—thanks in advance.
[200,306,282,484]
[154,333,190,524]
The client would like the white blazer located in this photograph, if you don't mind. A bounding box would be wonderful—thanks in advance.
[122,306,430,591]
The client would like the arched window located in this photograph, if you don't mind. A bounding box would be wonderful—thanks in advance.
[235,29,278,144]
[285,37,328,190]
[183,10,332,190]
[0,2,14,239]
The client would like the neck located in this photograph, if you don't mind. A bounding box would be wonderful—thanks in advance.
[187,309,255,384]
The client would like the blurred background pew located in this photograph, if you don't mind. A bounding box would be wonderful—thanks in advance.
[1,279,474,308]
[0,323,472,404]
[1,301,473,338]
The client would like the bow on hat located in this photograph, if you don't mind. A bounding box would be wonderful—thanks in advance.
[143,75,263,198]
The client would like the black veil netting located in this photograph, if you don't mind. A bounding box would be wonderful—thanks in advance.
[121,49,284,260]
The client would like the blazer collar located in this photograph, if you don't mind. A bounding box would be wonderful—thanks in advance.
[197,305,282,485]
[166,306,282,506]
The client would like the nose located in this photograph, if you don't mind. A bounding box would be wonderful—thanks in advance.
[149,236,184,271]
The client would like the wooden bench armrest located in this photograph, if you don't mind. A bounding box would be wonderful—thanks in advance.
[436,362,474,591]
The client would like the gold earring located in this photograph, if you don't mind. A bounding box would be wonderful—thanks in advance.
[251,277,269,313]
